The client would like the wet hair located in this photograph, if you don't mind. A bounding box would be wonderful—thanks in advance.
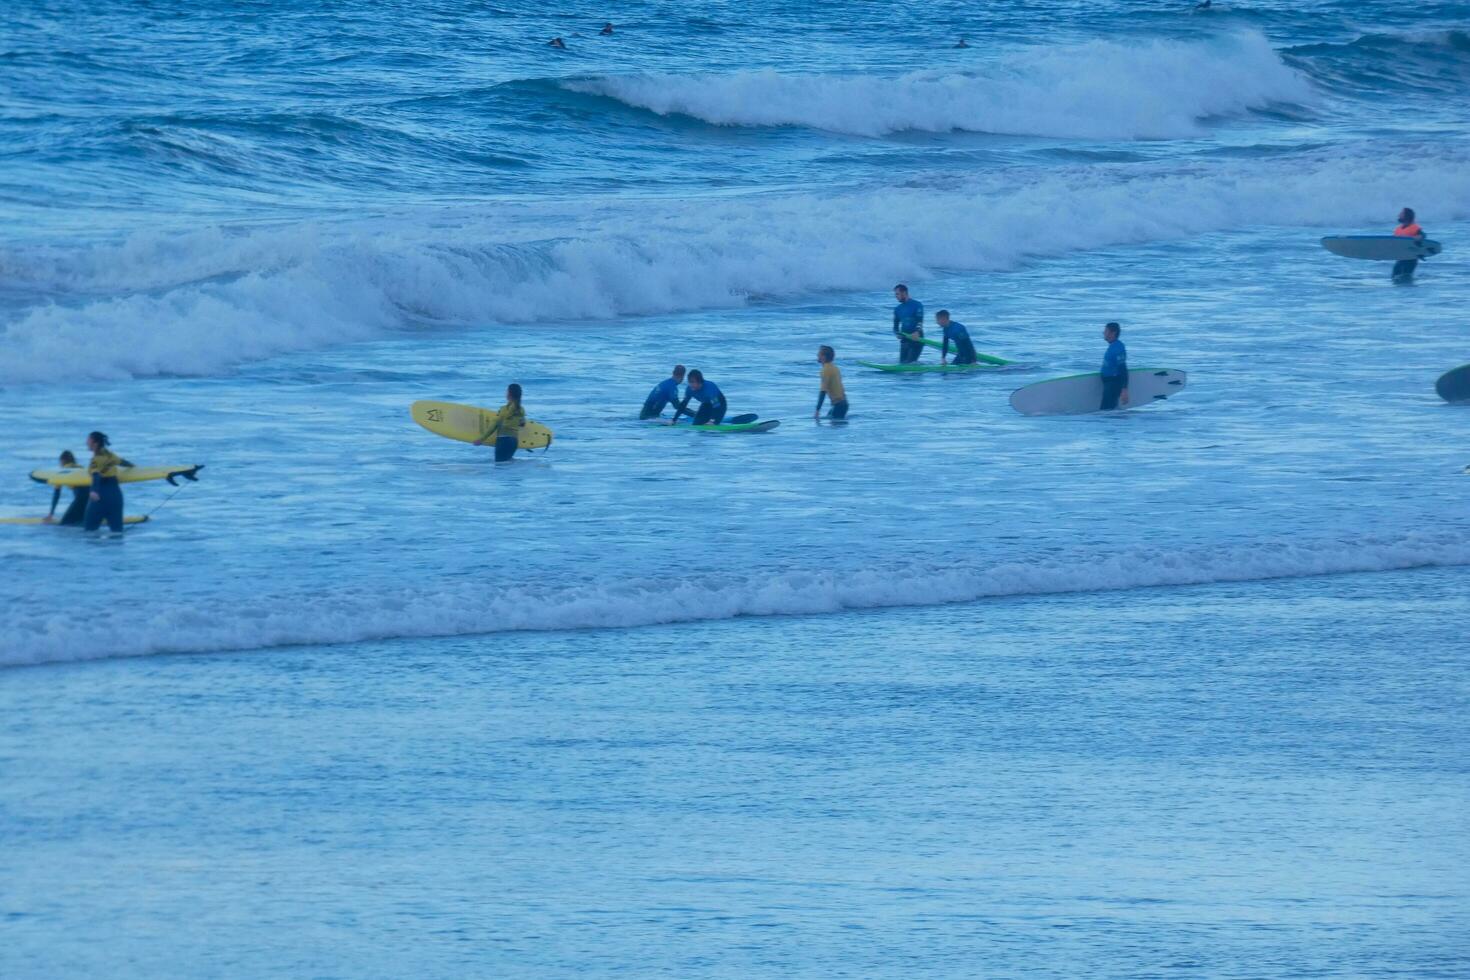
[88,431,110,448]
[935,309,951,319]
[894,283,909,293]
[507,383,522,404]
[818,345,835,362]
[673,364,686,378]
[1104,322,1121,337]
[1401,207,1416,223]
[59,450,76,465]
[687,369,704,383]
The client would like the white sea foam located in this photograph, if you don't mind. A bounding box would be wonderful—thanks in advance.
[2,147,1468,385]
[3,531,1467,667]
[569,33,1314,139]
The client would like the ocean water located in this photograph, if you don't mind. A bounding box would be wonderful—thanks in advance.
[2,0,1469,974]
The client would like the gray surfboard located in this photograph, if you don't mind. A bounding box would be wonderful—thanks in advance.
[1321,235,1441,261]
[1010,369,1187,416]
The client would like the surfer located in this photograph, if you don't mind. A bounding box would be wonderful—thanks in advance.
[473,384,526,462]
[549,37,567,49]
[893,284,925,364]
[83,432,126,532]
[641,365,686,419]
[1100,322,1130,410]
[671,370,727,425]
[600,23,614,35]
[1392,207,1424,282]
[815,346,849,420]
[42,450,87,526]
[935,310,978,366]
[955,38,969,48]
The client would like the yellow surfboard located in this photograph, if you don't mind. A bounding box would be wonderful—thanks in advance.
[30,464,204,488]
[410,400,553,451]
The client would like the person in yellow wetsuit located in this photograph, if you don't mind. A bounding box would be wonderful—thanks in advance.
[83,431,126,532]
[474,384,526,462]
[814,346,849,420]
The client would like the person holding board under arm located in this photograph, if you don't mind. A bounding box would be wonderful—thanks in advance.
[1100,322,1129,410]
[814,346,849,420]
[473,384,526,462]
[935,310,978,366]
[641,365,686,419]
[892,284,924,364]
[671,369,727,425]
[1392,207,1425,282]
[83,432,126,532]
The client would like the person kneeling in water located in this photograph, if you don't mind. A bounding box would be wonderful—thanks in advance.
[672,369,727,425]
[641,364,686,419]
[815,346,849,420]
[83,432,126,532]
[935,310,978,365]
[43,450,90,525]
[474,383,526,462]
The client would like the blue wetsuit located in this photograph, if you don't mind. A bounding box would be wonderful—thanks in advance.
[893,298,924,364]
[641,377,683,419]
[940,320,977,365]
[674,381,727,425]
[1100,339,1129,410]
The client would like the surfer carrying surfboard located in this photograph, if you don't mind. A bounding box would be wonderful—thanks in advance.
[1392,208,1425,282]
[814,346,849,420]
[83,432,127,532]
[471,384,526,462]
[1100,323,1130,410]
[43,451,88,526]
[892,284,925,364]
[641,365,686,419]
[935,311,978,366]
[671,370,728,425]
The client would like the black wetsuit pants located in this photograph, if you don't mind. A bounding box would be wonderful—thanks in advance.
[898,331,924,364]
[1100,374,1128,411]
[1392,259,1418,281]
[59,489,88,526]
[494,435,518,462]
[828,399,850,420]
[83,478,124,532]
[693,401,728,425]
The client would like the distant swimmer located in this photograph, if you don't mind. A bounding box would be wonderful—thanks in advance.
[600,22,614,35]
[473,384,526,461]
[43,450,86,525]
[935,310,977,366]
[815,346,849,420]
[1392,207,1424,282]
[1195,0,1212,10]
[549,37,567,49]
[672,369,728,425]
[892,283,925,364]
[84,431,126,532]
[955,38,969,48]
[1100,322,1130,410]
[641,364,686,419]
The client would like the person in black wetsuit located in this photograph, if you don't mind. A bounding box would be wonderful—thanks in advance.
[43,450,87,525]
[83,431,126,532]
[641,365,686,419]
[1099,322,1130,411]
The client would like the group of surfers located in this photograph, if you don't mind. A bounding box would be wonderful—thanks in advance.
[41,432,128,531]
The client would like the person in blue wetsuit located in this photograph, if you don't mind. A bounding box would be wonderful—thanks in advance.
[641,364,686,419]
[43,450,88,526]
[83,431,126,532]
[892,283,925,364]
[672,369,727,425]
[1100,322,1129,410]
[935,310,977,365]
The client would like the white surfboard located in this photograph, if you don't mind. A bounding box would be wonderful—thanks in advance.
[1009,369,1187,416]
[1321,236,1441,261]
